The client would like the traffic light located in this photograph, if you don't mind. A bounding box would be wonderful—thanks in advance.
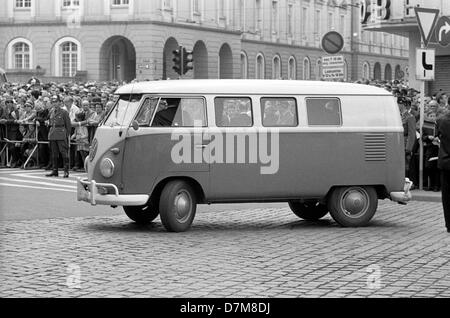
[182,48,194,75]
[172,46,183,76]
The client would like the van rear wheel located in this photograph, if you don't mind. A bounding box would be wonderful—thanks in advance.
[124,204,159,224]
[159,181,197,233]
[289,201,329,221]
[328,186,378,227]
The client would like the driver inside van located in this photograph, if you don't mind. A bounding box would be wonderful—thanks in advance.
[152,99,177,127]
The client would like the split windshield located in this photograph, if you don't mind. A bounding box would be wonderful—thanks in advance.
[104,94,143,127]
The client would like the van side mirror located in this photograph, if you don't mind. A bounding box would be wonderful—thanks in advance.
[131,121,140,131]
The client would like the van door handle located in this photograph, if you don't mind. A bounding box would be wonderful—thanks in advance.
[195,144,209,149]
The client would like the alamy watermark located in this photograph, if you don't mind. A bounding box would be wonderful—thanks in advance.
[66,9,82,29]
[366,265,382,290]
[66,264,82,289]
[171,125,280,175]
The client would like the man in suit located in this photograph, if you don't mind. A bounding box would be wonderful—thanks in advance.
[436,111,450,233]
[400,100,417,185]
[46,95,71,178]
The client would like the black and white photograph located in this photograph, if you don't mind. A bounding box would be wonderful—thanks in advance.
[1,0,450,305]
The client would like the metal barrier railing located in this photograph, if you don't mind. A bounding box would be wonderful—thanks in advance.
[0,122,98,170]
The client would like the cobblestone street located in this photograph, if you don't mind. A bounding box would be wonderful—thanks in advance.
[1,200,450,298]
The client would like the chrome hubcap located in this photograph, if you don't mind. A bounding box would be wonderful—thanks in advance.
[174,191,192,222]
[341,188,369,218]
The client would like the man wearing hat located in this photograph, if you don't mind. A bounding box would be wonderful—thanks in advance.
[46,95,71,178]
[436,110,450,233]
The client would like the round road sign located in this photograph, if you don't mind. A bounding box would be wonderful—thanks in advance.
[321,31,345,55]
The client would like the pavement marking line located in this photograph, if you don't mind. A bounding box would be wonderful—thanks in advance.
[0,169,24,174]
[0,177,77,189]
[0,183,76,193]
[10,173,78,184]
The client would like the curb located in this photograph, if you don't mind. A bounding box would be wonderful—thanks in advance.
[410,190,442,203]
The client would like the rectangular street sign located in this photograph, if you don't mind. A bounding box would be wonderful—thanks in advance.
[322,55,344,80]
[416,48,435,81]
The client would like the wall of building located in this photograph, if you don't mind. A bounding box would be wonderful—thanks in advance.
[0,0,409,83]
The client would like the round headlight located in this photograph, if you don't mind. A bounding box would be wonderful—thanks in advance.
[100,158,115,179]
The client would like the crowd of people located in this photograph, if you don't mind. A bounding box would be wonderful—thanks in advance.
[0,77,449,185]
[0,79,118,171]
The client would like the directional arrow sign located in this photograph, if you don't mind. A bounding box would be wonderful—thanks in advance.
[436,16,450,47]
[415,8,440,48]
[416,48,435,81]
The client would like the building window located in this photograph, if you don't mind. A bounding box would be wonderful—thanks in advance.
[112,0,129,5]
[63,0,79,7]
[218,0,226,18]
[288,56,296,80]
[15,0,31,8]
[271,0,279,35]
[193,0,200,13]
[362,62,370,80]
[13,42,30,69]
[316,59,322,80]
[239,0,245,30]
[314,10,321,37]
[255,0,262,32]
[287,3,294,37]
[328,12,334,31]
[256,53,265,79]
[303,57,311,80]
[302,7,308,41]
[61,42,78,77]
[339,15,345,35]
[272,55,281,79]
[54,37,81,77]
[240,51,248,79]
[344,60,348,81]
[7,38,33,69]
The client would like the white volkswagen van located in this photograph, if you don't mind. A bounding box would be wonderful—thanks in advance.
[78,80,412,232]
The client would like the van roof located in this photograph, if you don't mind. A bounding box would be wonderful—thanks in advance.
[115,80,392,96]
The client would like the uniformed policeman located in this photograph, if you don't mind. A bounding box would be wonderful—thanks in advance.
[46,95,71,178]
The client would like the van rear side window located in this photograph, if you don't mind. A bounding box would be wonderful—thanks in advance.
[215,97,253,127]
[306,98,342,126]
[261,97,298,127]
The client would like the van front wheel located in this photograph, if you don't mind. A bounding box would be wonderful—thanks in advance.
[288,201,329,221]
[328,186,378,227]
[124,204,159,224]
[159,181,197,232]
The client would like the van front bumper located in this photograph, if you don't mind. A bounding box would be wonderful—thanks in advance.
[77,178,149,207]
[390,178,413,204]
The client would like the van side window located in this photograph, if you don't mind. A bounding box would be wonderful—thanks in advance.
[135,98,159,126]
[215,97,253,127]
[306,98,342,126]
[261,98,298,127]
[152,98,207,127]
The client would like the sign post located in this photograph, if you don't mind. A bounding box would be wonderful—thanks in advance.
[415,8,439,190]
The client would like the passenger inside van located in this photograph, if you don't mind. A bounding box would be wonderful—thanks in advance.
[152,99,177,127]
[230,103,252,127]
[263,101,280,126]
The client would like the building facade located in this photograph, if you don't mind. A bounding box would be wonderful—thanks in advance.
[362,0,450,94]
[0,0,409,83]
